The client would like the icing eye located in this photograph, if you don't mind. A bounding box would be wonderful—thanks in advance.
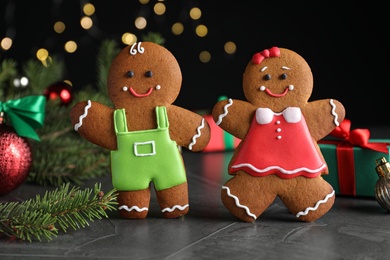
[280,73,288,80]
[263,74,271,80]
[127,71,134,78]
[145,71,153,77]
[123,86,128,91]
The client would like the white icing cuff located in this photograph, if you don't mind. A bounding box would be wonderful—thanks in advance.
[329,99,339,126]
[296,190,335,218]
[74,100,92,131]
[161,204,189,213]
[188,118,205,150]
[222,186,257,220]
[118,205,149,212]
[216,98,233,125]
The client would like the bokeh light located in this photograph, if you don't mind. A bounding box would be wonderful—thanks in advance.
[171,22,184,35]
[36,48,49,61]
[83,3,95,16]
[53,21,65,34]
[195,24,208,37]
[154,2,166,15]
[80,16,93,30]
[0,37,12,50]
[199,51,211,63]
[224,41,237,54]
[189,7,201,20]
[122,33,137,45]
[64,41,77,53]
[135,17,147,29]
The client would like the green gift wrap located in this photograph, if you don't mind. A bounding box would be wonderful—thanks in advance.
[320,140,390,197]
[318,119,390,197]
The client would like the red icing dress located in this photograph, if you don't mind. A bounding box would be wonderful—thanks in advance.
[229,107,326,179]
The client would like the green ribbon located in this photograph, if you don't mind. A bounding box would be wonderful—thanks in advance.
[0,95,46,141]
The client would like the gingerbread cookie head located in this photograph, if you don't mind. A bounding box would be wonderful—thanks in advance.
[243,47,313,112]
[107,41,182,109]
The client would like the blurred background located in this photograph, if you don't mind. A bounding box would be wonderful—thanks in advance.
[0,0,389,127]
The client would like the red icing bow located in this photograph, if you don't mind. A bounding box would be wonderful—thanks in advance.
[252,46,280,64]
[329,119,388,153]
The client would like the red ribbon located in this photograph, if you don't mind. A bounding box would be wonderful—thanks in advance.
[320,119,389,196]
[252,47,280,64]
[329,119,389,153]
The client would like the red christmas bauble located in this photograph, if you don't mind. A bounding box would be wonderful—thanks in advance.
[44,81,73,105]
[0,125,32,196]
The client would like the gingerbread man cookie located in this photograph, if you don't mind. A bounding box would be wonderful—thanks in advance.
[212,47,345,222]
[70,42,210,219]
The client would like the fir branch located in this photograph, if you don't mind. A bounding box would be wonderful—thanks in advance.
[28,98,111,187]
[0,59,18,99]
[0,183,117,242]
[22,56,64,94]
[141,32,166,46]
[96,39,120,94]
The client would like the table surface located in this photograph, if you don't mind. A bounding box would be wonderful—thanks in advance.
[1,126,390,260]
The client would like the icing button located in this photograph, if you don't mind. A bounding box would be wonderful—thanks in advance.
[276,120,281,124]
[277,135,282,140]
[276,128,281,132]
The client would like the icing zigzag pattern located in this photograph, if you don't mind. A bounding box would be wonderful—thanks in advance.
[74,100,92,131]
[296,190,335,217]
[118,205,149,212]
[222,186,257,220]
[161,204,189,212]
[188,118,205,150]
[329,99,339,126]
[216,98,233,125]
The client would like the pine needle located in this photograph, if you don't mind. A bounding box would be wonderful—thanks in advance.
[0,183,117,242]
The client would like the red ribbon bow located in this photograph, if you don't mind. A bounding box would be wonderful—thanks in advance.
[329,119,388,153]
[252,47,280,64]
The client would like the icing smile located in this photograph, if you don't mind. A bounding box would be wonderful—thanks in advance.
[260,85,294,97]
[129,87,153,97]
[122,85,161,98]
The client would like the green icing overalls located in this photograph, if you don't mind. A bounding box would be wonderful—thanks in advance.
[111,106,187,191]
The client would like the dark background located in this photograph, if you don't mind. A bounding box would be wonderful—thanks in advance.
[1,0,389,127]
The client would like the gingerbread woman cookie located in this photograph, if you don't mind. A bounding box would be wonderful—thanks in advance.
[212,47,345,222]
[70,42,210,219]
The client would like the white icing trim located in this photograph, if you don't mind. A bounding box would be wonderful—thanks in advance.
[216,98,233,126]
[330,99,339,126]
[222,186,257,220]
[188,118,205,150]
[118,205,149,212]
[231,163,327,175]
[161,204,189,212]
[295,190,335,218]
[134,141,156,156]
[74,100,92,131]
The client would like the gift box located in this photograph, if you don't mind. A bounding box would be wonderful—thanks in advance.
[319,119,389,197]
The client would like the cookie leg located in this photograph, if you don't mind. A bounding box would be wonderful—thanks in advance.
[155,182,189,219]
[279,176,335,222]
[117,188,151,219]
[221,171,277,222]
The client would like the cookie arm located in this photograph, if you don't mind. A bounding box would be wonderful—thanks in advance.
[211,98,254,140]
[70,100,117,150]
[167,105,211,152]
[303,99,346,141]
